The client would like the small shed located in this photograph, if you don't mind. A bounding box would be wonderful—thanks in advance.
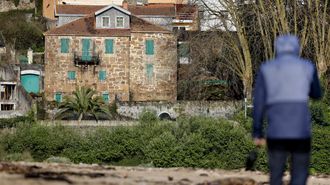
[20,70,41,94]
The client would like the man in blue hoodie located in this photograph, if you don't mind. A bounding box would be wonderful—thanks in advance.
[253,35,322,185]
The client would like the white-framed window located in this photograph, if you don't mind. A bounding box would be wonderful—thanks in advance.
[102,16,110,28]
[116,16,124,28]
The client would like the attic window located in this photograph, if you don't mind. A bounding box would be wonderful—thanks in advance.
[116,16,124,28]
[102,16,110,28]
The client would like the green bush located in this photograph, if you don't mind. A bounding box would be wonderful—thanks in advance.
[139,110,158,125]
[311,125,330,174]
[0,116,35,128]
[310,101,330,126]
[0,117,329,174]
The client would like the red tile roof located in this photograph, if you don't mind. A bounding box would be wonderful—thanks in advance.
[44,14,170,36]
[128,4,175,16]
[55,4,197,19]
[56,5,105,15]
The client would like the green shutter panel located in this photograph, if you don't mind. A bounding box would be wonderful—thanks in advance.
[105,39,114,54]
[55,92,62,102]
[82,39,91,61]
[146,64,153,80]
[99,71,106,81]
[146,40,154,55]
[102,93,109,102]
[68,71,76,80]
[61,38,69,53]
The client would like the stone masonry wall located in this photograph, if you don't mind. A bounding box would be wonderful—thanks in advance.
[44,36,130,102]
[129,33,177,102]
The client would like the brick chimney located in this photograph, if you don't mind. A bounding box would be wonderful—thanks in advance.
[122,0,128,10]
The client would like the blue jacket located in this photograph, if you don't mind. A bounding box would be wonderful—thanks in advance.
[253,35,322,139]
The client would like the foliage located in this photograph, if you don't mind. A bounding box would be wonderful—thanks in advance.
[310,101,330,126]
[45,156,72,164]
[0,115,35,129]
[55,87,111,121]
[0,117,329,174]
[138,109,158,125]
[0,10,45,51]
[311,125,330,174]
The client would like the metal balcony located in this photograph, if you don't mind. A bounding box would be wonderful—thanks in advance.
[74,52,100,66]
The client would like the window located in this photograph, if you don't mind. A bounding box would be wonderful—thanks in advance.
[105,39,114,54]
[102,92,109,103]
[116,16,124,28]
[102,16,110,28]
[146,64,154,81]
[99,70,106,81]
[145,40,154,55]
[54,92,62,103]
[60,38,69,53]
[82,39,91,61]
[67,71,76,80]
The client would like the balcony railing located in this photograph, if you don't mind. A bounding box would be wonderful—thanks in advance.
[74,52,100,66]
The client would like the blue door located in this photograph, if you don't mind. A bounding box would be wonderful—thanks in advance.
[21,74,40,94]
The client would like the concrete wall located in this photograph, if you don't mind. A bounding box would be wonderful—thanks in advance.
[0,0,35,12]
[118,101,240,119]
[138,16,172,30]
[0,65,33,118]
[148,0,188,4]
[129,32,177,102]
[43,0,56,20]
[58,16,82,27]
[95,8,130,29]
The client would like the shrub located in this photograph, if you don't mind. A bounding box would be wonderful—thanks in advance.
[0,116,34,128]
[45,156,72,164]
[311,125,330,174]
[139,109,158,125]
[0,118,328,174]
[4,151,34,162]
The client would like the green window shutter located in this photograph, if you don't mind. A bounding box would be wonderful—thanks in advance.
[102,92,109,103]
[99,70,106,81]
[178,42,190,57]
[67,71,76,80]
[146,40,154,55]
[54,92,62,103]
[105,39,114,54]
[82,39,91,61]
[60,38,69,53]
[146,64,154,80]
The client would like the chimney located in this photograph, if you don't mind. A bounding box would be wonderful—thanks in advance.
[122,0,128,9]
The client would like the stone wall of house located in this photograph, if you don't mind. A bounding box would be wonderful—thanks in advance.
[129,32,177,102]
[44,35,130,102]
[0,0,35,12]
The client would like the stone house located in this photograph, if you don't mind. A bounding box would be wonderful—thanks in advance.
[44,5,177,103]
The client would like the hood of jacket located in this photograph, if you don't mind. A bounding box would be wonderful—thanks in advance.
[275,34,300,57]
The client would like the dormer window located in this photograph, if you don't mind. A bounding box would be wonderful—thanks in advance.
[102,16,110,28]
[116,16,124,28]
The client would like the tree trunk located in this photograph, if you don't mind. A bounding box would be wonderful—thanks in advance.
[78,113,83,124]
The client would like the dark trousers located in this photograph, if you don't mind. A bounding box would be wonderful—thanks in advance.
[267,138,311,185]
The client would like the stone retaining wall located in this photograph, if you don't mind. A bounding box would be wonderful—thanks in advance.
[118,101,241,119]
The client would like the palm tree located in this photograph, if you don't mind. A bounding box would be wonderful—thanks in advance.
[55,87,111,122]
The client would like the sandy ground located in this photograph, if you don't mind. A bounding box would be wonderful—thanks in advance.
[0,162,329,185]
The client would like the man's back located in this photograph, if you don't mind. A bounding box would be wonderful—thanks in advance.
[253,35,322,139]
